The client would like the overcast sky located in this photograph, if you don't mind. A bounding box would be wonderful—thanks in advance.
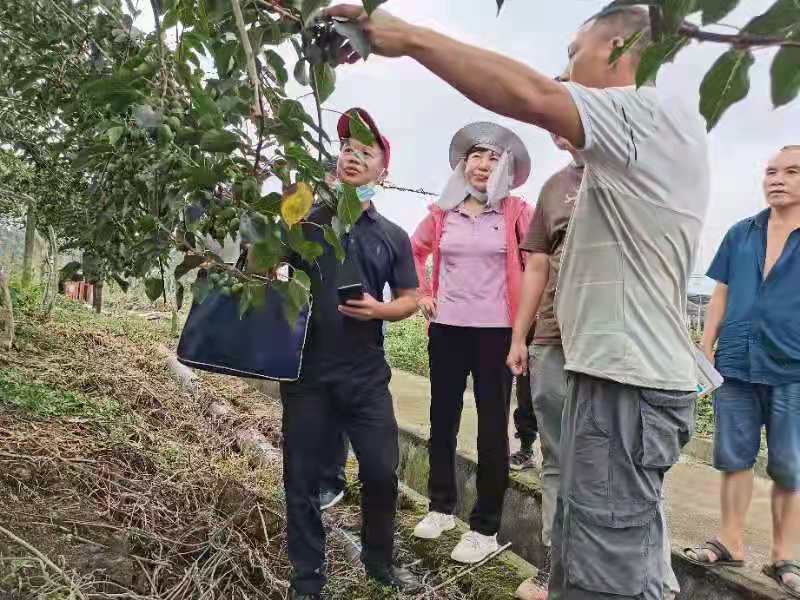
[137,0,799,275]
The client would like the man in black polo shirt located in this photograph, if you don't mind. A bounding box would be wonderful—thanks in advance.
[280,108,420,600]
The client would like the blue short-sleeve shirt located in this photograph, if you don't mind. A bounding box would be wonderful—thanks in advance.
[707,209,800,385]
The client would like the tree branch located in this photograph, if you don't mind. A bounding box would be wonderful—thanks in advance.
[678,23,800,48]
[649,6,662,43]
[231,0,264,118]
[149,0,162,43]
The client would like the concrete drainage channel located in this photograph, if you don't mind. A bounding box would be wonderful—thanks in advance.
[396,422,784,600]
[248,379,783,600]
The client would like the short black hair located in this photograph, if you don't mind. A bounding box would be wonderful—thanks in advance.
[782,145,800,152]
[586,5,652,60]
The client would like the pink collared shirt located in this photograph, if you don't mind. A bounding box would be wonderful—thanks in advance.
[433,205,510,328]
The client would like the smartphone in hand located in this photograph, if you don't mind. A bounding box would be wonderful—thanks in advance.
[337,283,364,305]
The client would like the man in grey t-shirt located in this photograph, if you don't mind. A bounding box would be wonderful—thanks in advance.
[325,3,709,599]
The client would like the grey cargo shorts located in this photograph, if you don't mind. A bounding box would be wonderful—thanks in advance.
[547,372,695,599]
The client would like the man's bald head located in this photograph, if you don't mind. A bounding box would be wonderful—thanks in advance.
[567,5,651,88]
[586,6,652,64]
[764,146,800,209]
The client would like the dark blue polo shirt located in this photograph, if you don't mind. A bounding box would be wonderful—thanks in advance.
[707,209,800,385]
[292,202,418,377]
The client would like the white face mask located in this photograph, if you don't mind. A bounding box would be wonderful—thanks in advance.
[438,149,515,211]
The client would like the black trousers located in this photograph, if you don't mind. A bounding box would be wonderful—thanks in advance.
[513,329,539,448]
[427,323,513,535]
[280,357,399,594]
[320,429,348,494]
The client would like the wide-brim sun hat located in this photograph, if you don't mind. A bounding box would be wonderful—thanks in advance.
[449,122,531,189]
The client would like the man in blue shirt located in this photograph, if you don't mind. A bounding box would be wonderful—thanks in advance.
[684,146,800,597]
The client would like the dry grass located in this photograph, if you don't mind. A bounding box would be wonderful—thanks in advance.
[0,296,491,600]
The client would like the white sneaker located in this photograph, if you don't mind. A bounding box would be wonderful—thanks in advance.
[412,511,456,539]
[450,530,499,564]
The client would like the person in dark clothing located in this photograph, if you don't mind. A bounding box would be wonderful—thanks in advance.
[510,327,538,471]
[280,108,420,600]
[317,165,349,514]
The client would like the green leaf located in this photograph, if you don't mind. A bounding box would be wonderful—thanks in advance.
[287,226,324,263]
[191,276,211,304]
[771,36,800,108]
[699,49,755,131]
[191,86,224,128]
[363,0,388,15]
[80,77,145,111]
[73,144,113,169]
[346,111,376,146]
[162,8,178,29]
[302,0,328,26]
[696,0,740,25]
[323,224,345,262]
[662,0,698,34]
[188,161,226,187]
[284,145,326,178]
[312,63,336,103]
[106,126,125,145]
[247,282,267,311]
[144,277,165,302]
[294,59,310,86]
[743,0,800,36]
[609,30,645,65]
[175,254,205,281]
[250,233,284,271]
[238,283,253,319]
[337,183,362,229]
[275,270,311,324]
[265,50,289,86]
[199,129,240,153]
[635,35,690,87]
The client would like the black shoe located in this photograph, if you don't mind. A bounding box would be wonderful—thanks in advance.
[288,589,325,600]
[365,563,423,593]
[319,489,344,511]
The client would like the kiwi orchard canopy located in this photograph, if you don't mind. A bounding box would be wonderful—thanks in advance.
[0,0,796,319]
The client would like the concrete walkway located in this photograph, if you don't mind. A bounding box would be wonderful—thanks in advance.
[389,368,795,593]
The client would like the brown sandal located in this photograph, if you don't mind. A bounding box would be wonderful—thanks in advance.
[763,561,800,598]
[682,539,745,568]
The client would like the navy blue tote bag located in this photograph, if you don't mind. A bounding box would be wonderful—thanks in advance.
[177,261,311,382]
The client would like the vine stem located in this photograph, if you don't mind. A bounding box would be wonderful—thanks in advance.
[231,0,264,118]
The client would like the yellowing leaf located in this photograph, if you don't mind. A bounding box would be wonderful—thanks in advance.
[280,182,313,226]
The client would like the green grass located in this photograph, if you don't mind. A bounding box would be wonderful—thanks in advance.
[0,367,119,419]
[695,394,714,437]
[385,316,429,378]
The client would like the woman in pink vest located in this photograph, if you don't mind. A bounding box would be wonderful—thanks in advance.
[410,122,533,564]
